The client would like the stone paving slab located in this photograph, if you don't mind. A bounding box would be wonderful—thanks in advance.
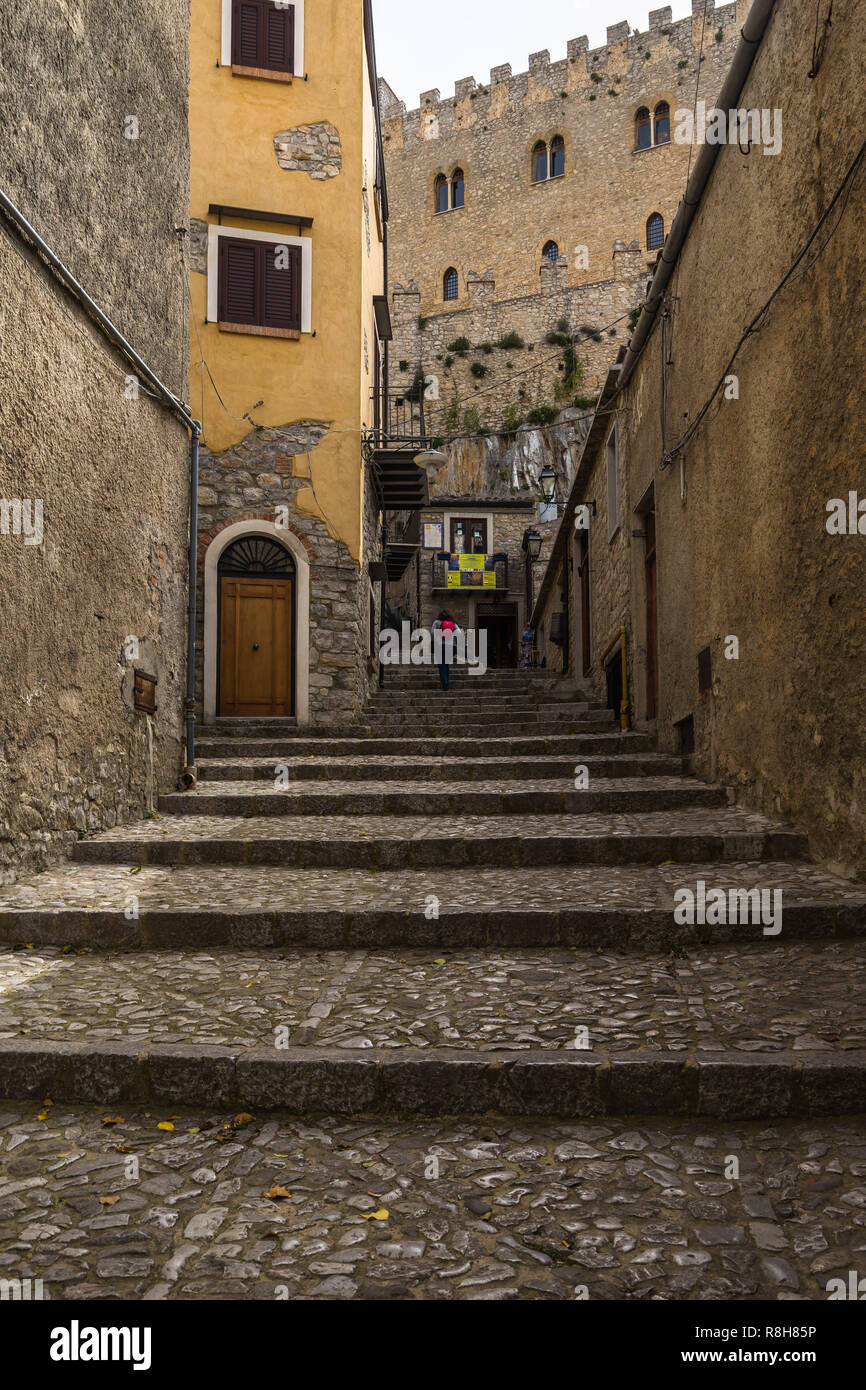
[158,777,728,818]
[72,808,810,869]
[0,862,861,949]
[2,1104,862,1300]
[0,942,864,1059]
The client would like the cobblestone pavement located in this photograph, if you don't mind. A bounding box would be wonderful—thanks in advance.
[69,805,805,848]
[1,859,858,914]
[1,1103,862,1300]
[0,942,864,1052]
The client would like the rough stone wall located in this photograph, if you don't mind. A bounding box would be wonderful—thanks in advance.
[381,2,748,321]
[537,0,866,877]
[0,0,191,884]
[274,123,343,179]
[390,242,644,434]
[196,424,377,726]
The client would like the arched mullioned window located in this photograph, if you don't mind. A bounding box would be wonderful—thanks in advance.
[218,536,294,577]
[532,140,548,183]
[549,135,565,178]
[635,107,652,150]
[542,240,560,264]
[654,101,671,145]
[443,266,459,301]
[451,168,465,208]
[646,212,665,251]
[434,174,449,213]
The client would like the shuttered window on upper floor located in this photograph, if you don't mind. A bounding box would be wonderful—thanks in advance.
[218,236,302,336]
[231,0,295,76]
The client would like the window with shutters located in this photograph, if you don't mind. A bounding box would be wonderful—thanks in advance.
[217,235,302,338]
[231,0,295,80]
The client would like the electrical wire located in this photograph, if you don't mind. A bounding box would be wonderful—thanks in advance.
[667,131,866,462]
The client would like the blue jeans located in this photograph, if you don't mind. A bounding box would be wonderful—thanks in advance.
[438,661,450,690]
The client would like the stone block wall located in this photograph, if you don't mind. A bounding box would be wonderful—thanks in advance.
[390,242,645,434]
[0,0,191,884]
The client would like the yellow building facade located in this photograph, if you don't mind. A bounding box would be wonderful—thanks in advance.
[189,0,390,726]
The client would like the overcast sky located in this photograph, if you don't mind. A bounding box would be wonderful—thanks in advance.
[372,0,697,106]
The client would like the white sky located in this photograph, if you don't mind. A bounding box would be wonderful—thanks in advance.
[372,0,698,107]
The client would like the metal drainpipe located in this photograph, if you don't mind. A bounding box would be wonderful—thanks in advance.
[182,426,202,784]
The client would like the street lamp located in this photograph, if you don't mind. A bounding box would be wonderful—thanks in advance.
[414,448,448,473]
[522,528,543,560]
[539,464,557,503]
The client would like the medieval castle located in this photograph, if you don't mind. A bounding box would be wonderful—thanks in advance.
[380,0,750,434]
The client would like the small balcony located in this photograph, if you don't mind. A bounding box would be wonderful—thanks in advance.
[366,385,433,513]
[431,553,509,592]
[368,384,433,451]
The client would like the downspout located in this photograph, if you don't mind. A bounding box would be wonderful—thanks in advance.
[619,0,777,391]
[182,426,202,785]
[0,187,203,782]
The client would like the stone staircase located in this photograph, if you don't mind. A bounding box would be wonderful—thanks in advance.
[0,669,864,1119]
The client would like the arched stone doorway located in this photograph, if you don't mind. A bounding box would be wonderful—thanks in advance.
[203,520,310,724]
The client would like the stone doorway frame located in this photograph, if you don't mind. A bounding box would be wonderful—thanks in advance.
[203,519,310,725]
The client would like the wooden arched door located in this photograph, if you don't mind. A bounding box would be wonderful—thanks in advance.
[218,537,295,718]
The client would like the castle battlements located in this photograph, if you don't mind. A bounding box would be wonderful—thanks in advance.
[379,1,741,128]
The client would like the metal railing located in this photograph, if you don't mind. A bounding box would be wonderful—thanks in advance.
[369,383,432,450]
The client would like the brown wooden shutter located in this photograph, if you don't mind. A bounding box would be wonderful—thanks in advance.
[232,0,294,72]
[219,237,259,325]
[263,243,301,331]
[232,0,262,66]
[266,4,294,74]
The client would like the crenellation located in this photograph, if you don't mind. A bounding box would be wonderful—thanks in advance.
[382,5,740,130]
[455,77,478,100]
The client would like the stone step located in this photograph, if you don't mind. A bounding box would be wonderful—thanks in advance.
[158,777,727,819]
[195,732,657,759]
[364,694,603,710]
[362,706,614,726]
[0,941,864,1115]
[199,716,621,741]
[72,808,809,869]
[381,669,567,679]
[1,862,862,949]
[196,754,685,783]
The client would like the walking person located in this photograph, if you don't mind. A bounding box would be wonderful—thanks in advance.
[431,610,460,691]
